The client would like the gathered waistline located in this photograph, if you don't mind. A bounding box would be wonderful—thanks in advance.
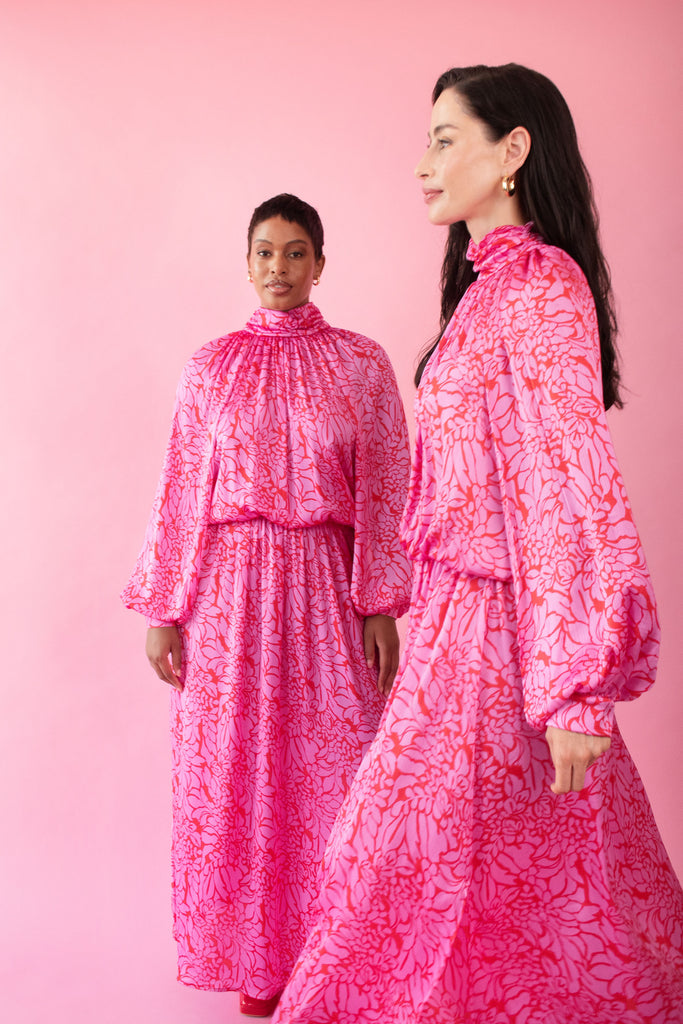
[411,554,513,588]
[209,514,354,536]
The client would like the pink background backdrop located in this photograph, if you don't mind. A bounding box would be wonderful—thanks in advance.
[2,2,681,1021]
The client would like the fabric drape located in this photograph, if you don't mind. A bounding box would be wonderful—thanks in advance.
[122,302,412,994]
[273,227,683,1024]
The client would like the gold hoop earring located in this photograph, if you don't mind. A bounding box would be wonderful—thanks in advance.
[502,175,516,197]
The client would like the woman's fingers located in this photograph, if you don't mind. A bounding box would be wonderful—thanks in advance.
[146,626,184,691]
[375,638,397,696]
[363,615,400,697]
[546,726,611,794]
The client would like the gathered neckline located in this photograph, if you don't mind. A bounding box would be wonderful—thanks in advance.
[246,302,328,334]
[466,222,538,276]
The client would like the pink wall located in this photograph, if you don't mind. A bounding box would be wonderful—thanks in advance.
[1,2,681,1021]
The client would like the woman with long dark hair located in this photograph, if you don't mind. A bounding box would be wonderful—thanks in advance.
[122,194,411,1017]
[273,66,683,1022]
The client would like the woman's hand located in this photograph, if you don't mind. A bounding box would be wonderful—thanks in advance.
[363,615,400,697]
[545,725,611,794]
[145,626,184,691]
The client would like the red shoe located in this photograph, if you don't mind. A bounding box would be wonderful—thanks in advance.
[239,991,282,1017]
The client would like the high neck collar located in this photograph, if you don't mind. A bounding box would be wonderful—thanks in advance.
[466,222,537,276]
[246,302,328,334]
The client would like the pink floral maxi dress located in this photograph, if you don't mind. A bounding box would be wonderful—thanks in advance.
[273,226,683,1023]
[121,303,412,995]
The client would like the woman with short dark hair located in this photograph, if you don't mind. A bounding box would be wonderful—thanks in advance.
[273,67,683,1023]
[122,194,411,1016]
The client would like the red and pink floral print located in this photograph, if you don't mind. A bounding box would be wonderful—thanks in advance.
[273,226,683,1023]
[122,302,412,996]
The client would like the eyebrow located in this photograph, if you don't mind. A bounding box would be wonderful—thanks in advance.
[253,237,310,246]
[433,123,458,134]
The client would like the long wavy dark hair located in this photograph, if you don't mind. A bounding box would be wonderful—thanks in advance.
[415,64,622,410]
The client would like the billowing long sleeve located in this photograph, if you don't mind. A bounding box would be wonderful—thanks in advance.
[349,343,412,618]
[121,342,222,624]
[485,251,659,735]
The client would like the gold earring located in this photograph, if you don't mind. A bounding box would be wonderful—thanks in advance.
[313,277,320,286]
[502,175,516,197]
[247,272,253,282]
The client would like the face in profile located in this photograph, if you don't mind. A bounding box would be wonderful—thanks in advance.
[247,216,325,311]
[415,87,515,240]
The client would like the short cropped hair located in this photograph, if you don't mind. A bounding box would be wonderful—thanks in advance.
[247,193,324,259]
